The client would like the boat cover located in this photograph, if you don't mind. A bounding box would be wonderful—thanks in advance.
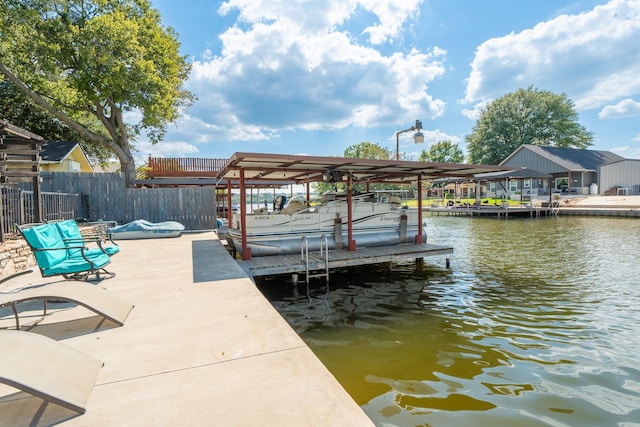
[108,219,185,234]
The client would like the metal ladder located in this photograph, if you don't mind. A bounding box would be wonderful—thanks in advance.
[300,235,329,284]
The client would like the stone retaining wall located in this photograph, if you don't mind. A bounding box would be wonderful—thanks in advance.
[0,239,37,281]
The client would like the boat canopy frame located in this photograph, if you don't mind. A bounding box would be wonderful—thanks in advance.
[217,152,514,260]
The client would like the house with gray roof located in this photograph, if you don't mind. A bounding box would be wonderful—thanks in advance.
[499,144,625,195]
[40,140,93,173]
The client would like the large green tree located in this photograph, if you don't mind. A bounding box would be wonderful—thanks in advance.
[0,80,112,164]
[466,86,593,165]
[419,140,464,163]
[0,0,193,186]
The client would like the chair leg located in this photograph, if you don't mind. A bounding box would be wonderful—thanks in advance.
[10,303,19,330]
[62,268,115,281]
[87,268,116,282]
[63,272,90,281]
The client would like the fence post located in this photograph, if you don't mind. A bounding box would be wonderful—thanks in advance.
[19,189,26,225]
[82,193,91,220]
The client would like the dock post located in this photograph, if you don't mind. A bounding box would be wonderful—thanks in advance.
[445,258,451,269]
[399,210,407,242]
[334,215,343,250]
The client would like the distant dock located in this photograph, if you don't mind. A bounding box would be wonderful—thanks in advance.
[426,205,556,218]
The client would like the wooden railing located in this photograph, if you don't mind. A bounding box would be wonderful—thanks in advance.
[147,157,228,177]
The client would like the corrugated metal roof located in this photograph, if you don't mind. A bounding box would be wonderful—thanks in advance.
[217,152,515,184]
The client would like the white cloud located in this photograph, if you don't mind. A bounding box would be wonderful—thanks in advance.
[460,100,490,121]
[611,143,640,159]
[134,141,200,164]
[218,0,423,45]
[184,0,444,142]
[599,98,640,118]
[422,129,461,146]
[463,0,640,111]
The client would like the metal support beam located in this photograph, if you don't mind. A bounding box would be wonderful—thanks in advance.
[239,168,251,260]
[347,175,356,251]
[416,176,424,244]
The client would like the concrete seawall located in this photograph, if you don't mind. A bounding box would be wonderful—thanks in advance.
[556,195,640,217]
[0,232,374,426]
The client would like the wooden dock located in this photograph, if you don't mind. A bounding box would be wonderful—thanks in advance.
[426,205,556,218]
[235,243,453,279]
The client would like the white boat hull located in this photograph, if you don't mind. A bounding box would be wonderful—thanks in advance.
[110,230,183,240]
[228,199,425,256]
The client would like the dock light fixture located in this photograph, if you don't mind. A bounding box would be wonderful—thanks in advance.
[395,120,424,160]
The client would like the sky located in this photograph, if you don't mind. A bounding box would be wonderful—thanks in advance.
[139,0,640,164]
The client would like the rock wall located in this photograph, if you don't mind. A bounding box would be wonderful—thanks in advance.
[0,240,37,281]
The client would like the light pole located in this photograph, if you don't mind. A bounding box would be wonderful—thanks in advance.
[395,120,424,160]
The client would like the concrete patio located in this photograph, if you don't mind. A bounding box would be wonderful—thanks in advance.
[0,231,373,426]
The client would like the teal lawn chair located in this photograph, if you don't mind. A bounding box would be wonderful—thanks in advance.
[17,223,115,281]
[52,220,120,257]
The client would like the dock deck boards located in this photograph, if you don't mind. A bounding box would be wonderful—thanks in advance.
[426,206,555,217]
[236,243,453,277]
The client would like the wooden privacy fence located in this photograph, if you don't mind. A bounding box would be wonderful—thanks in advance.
[35,172,217,230]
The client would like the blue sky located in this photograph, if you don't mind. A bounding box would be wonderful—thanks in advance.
[140,0,640,163]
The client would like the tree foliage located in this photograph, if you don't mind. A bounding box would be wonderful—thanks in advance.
[419,140,464,163]
[314,142,406,195]
[0,80,113,164]
[465,86,593,165]
[343,141,391,160]
[0,0,193,186]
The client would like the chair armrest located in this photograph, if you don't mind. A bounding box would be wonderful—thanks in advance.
[31,245,86,252]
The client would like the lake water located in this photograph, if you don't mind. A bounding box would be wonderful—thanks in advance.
[257,215,640,426]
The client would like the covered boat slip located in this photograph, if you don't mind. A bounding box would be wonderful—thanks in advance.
[426,168,558,218]
[217,153,512,276]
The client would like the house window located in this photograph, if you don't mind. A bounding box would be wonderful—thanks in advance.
[68,160,81,172]
[524,179,531,188]
[509,181,518,192]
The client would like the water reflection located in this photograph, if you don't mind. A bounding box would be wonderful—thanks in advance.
[258,216,640,426]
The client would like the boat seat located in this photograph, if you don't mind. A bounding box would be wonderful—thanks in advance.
[0,281,134,329]
[388,196,402,206]
[273,195,287,212]
[281,200,307,215]
[0,329,102,414]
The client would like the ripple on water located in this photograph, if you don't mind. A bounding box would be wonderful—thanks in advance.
[258,216,640,426]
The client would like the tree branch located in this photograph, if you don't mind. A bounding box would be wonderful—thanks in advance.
[0,61,108,147]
